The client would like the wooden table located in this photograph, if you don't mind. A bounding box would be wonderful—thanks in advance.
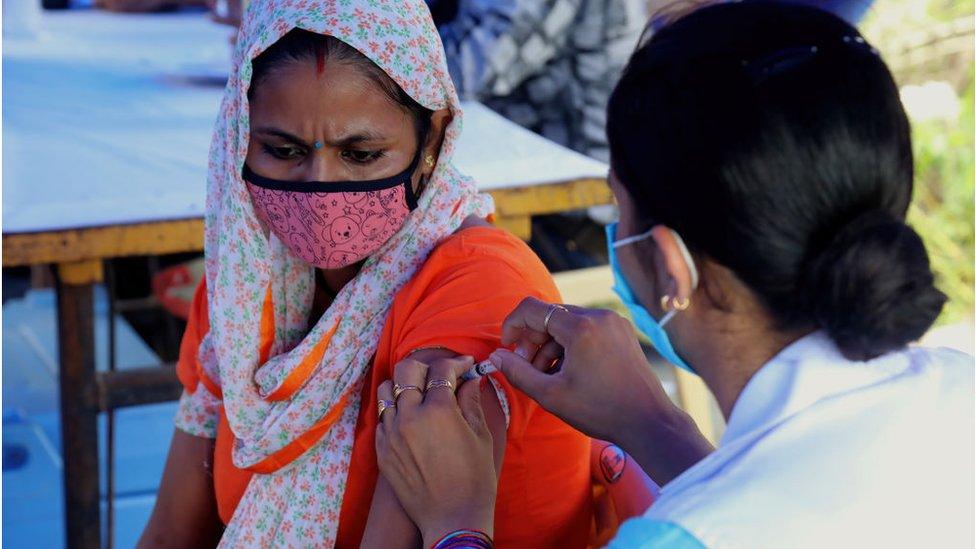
[2,9,611,548]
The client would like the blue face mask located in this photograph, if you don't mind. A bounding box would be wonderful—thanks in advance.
[606,222,698,374]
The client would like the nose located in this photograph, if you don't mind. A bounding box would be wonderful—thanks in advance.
[304,150,346,182]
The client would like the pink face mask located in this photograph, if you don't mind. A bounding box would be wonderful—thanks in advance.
[243,153,419,270]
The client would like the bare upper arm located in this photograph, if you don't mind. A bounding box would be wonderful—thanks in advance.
[138,429,223,548]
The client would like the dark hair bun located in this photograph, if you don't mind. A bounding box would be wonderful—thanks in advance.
[802,211,947,361]
[608,2,939,360]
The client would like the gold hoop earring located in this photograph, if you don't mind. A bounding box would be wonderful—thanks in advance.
[424,155,435,168]
[661,295,691,312]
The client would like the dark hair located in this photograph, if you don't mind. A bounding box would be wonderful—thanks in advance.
[607,1,946,360]
[249,29,433,142]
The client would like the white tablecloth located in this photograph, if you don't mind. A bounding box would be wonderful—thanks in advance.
[2,9,608,234]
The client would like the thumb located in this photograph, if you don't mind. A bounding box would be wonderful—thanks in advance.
[445,355,476,379]
[457,378,488,436]
[489,349,559,407]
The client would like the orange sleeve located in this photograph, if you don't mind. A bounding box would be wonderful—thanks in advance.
[176,278,210,394]
[391,229,593,547]
[388,237,559,349]
[337,227,593,548]
[173,278,224,440]
[383,228,562,435]
[174,279,252,521]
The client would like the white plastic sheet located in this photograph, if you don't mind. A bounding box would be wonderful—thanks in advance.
[2,9,607,234]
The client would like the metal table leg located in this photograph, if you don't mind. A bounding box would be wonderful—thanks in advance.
[56,260,104,549]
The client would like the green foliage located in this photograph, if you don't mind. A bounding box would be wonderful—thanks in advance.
[927,0,975,21]
[907,75,975,324]
[861,0,976,325]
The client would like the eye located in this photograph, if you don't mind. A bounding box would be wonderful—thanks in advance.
[341,150,385,164]
[262,143,306,160]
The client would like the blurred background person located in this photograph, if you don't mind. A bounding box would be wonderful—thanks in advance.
[435,0,648,162]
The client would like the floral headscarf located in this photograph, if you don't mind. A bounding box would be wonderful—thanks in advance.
[198,0,493,545]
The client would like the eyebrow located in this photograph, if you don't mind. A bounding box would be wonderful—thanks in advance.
[252,126,387,147]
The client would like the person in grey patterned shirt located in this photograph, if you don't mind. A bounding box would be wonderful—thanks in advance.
[436,0,648,162]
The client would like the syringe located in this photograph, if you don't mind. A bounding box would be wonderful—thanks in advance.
[461,359,498,381]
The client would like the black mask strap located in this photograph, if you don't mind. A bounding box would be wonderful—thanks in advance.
[242,147,423,197]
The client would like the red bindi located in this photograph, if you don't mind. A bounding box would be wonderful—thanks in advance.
[315,48,325,75]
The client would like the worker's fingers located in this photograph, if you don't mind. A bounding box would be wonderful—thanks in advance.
[532,339,565,372]
[501,297,580,349]
[490,348,568,411]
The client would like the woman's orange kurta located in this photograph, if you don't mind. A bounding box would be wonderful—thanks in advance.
[177,227,593,547]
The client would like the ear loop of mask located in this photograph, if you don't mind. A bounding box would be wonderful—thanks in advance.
[613,226,700,326]
[405,120,433,201]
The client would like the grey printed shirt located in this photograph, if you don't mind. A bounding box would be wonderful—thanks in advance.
[435,0,648,161]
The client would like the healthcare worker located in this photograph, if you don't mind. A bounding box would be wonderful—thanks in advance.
[368,2,975,548]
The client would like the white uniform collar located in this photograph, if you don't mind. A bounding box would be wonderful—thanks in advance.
[646,335,973,548]
[657,331,917,501]
[720,330,906,445]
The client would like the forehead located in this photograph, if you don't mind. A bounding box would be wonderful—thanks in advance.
[249,59,411,131]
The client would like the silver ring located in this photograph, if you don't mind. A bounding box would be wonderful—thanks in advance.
[543,304,568,332]
[425,378,455,392]
[393,384,424,403]
[377,399,396,419]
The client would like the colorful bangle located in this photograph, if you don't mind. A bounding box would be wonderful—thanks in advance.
[431,529,494,549]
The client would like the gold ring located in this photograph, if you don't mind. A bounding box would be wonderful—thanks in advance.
[377,399,396,419]
[543,304,568,332]
[393,384,424,403]
[425,378,455,392]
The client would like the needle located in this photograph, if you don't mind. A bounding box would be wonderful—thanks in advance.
[461,359,497,381]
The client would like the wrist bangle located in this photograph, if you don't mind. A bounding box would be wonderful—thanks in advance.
[431,529,493,549]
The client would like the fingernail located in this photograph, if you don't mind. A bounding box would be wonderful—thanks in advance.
[488,351,503,366]
[515,345,530,359]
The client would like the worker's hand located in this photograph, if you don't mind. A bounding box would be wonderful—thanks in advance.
[489,297,672,446]
[375,356,497,545]
[490,297,713,484]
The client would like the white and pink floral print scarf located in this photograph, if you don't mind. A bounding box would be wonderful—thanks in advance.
[199,0,493,545]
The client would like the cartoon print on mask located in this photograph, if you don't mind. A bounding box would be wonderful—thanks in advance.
[361,213,387,240]
[245,179,412,270]
[377,187,399,214]
[263,195,289,227]
[330,216,360,244]
[328,249,356,266]
[290,231,322,263]
[345,191,367,204]
[288,193,324,235]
